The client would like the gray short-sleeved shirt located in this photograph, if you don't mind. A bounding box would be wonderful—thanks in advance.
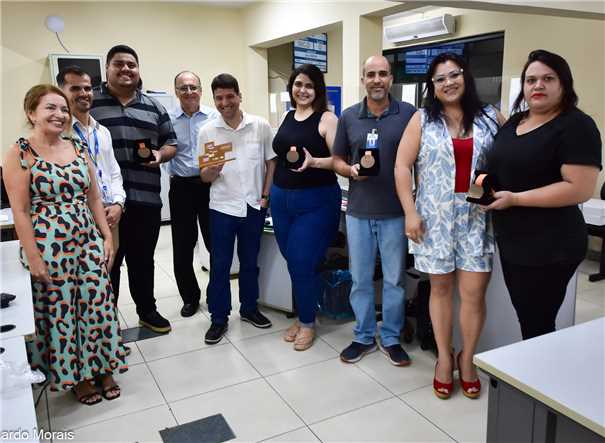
[332,95,415,219]
[91,83,177,207]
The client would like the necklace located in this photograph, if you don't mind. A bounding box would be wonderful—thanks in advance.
[446,116,467,138]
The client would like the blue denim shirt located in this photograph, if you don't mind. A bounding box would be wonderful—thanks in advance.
[410,106,499,259]
[168,104,218,177]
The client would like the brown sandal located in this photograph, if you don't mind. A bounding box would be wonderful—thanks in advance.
[72,383,102,406]
[96,375,121,401]
[283,322,300,342]
[101,384,121,401]
[294,327,315,351]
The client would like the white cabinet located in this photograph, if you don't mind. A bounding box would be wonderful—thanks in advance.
[147,92,176,223]
[195,225,240,274]
[160,163,171,222]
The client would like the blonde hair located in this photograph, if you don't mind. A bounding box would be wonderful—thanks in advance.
[23,84,72,128]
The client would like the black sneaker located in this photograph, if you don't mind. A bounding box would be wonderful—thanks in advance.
[139,311,172,333]
[379,342,411,367]
[205,322,228,344]
[240,310,272,329]
[340,340,377,363]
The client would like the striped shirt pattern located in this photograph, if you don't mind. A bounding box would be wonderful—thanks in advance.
[90,83,177,207]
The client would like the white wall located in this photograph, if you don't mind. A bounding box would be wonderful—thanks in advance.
[382,6,605,197]
[1,1,245,155]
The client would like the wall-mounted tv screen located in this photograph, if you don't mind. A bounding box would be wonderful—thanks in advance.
[384,32,504,84]
[48,53,105,87]
[384,32,504,109]
[404,44,464,75]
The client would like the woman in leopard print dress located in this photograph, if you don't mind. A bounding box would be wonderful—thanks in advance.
[3,84,127,405]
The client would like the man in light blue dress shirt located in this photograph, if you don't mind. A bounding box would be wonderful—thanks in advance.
[168,71,217,317]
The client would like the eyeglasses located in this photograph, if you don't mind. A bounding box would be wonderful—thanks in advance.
[432,69,464,86]
[176,85,200,92]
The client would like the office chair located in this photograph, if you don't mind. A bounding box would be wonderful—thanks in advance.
[587,182,605,282]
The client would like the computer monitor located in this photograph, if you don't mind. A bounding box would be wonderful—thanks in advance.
[48,53,105,87]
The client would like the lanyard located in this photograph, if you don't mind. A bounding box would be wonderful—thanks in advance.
[73,124,110,202]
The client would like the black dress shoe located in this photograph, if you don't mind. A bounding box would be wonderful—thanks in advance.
[204,322,228,345]
[180,302,200,318]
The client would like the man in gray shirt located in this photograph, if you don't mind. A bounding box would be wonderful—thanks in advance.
[333,55,415,366]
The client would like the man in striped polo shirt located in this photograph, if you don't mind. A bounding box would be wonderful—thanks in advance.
[91,44,177,334]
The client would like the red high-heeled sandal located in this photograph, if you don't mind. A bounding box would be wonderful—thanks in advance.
[433,355,454,400]
[457,351,481,399]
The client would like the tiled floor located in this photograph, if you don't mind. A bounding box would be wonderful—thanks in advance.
[35,226,605,442]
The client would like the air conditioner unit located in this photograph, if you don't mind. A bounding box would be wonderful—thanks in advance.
[384,14,455,44]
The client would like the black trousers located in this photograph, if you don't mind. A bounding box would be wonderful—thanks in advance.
[169,176,211,305]
[111,203,161,316]
[500,256,581,340]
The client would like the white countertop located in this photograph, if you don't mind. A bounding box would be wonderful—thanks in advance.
[0,241,35,339]
[474,318,605,437]
[0,208,14,228]
[1,335,39,442]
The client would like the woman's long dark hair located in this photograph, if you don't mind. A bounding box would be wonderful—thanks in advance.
[512,49,578,115]
[287,64,328,113]
[423,53,484,135]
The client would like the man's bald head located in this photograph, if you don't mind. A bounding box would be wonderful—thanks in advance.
[361,55,393,103]
[362,55,391,76]
[174,70,201,88]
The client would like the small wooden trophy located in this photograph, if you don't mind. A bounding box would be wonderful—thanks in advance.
[198,141,235,169]
[466,170,498,205]
[358,129,380,176]
[133,139,154,163]
[285,145,305,169]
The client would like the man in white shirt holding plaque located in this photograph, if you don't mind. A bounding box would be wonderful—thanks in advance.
[199,73,277,345]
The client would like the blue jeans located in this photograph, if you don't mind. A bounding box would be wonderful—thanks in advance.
[346,215,406,347]
[207,205,266,324]
[270,184,342,324]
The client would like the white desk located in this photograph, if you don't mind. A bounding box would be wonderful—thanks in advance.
[0,240,39,443]
[0,241,35,339]
[1,335,39,443]
[475,318,605,442]
[258,230,293,313]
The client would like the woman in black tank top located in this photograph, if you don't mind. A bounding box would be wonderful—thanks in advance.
[271,64,342,351]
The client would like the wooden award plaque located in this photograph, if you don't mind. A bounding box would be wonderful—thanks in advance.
[198,141,235,169]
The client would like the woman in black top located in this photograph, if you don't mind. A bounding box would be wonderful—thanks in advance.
[271,64,341,351]
[487,50,601,339]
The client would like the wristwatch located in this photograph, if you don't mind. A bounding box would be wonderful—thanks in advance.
[261,194,270,202]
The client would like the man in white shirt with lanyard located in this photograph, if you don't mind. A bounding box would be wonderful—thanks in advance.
[57,66,126,264]
[199,73,277,345]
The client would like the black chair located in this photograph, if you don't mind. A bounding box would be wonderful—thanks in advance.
[587,182,605,282]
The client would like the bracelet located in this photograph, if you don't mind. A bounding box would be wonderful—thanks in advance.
[261,194,270,201]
